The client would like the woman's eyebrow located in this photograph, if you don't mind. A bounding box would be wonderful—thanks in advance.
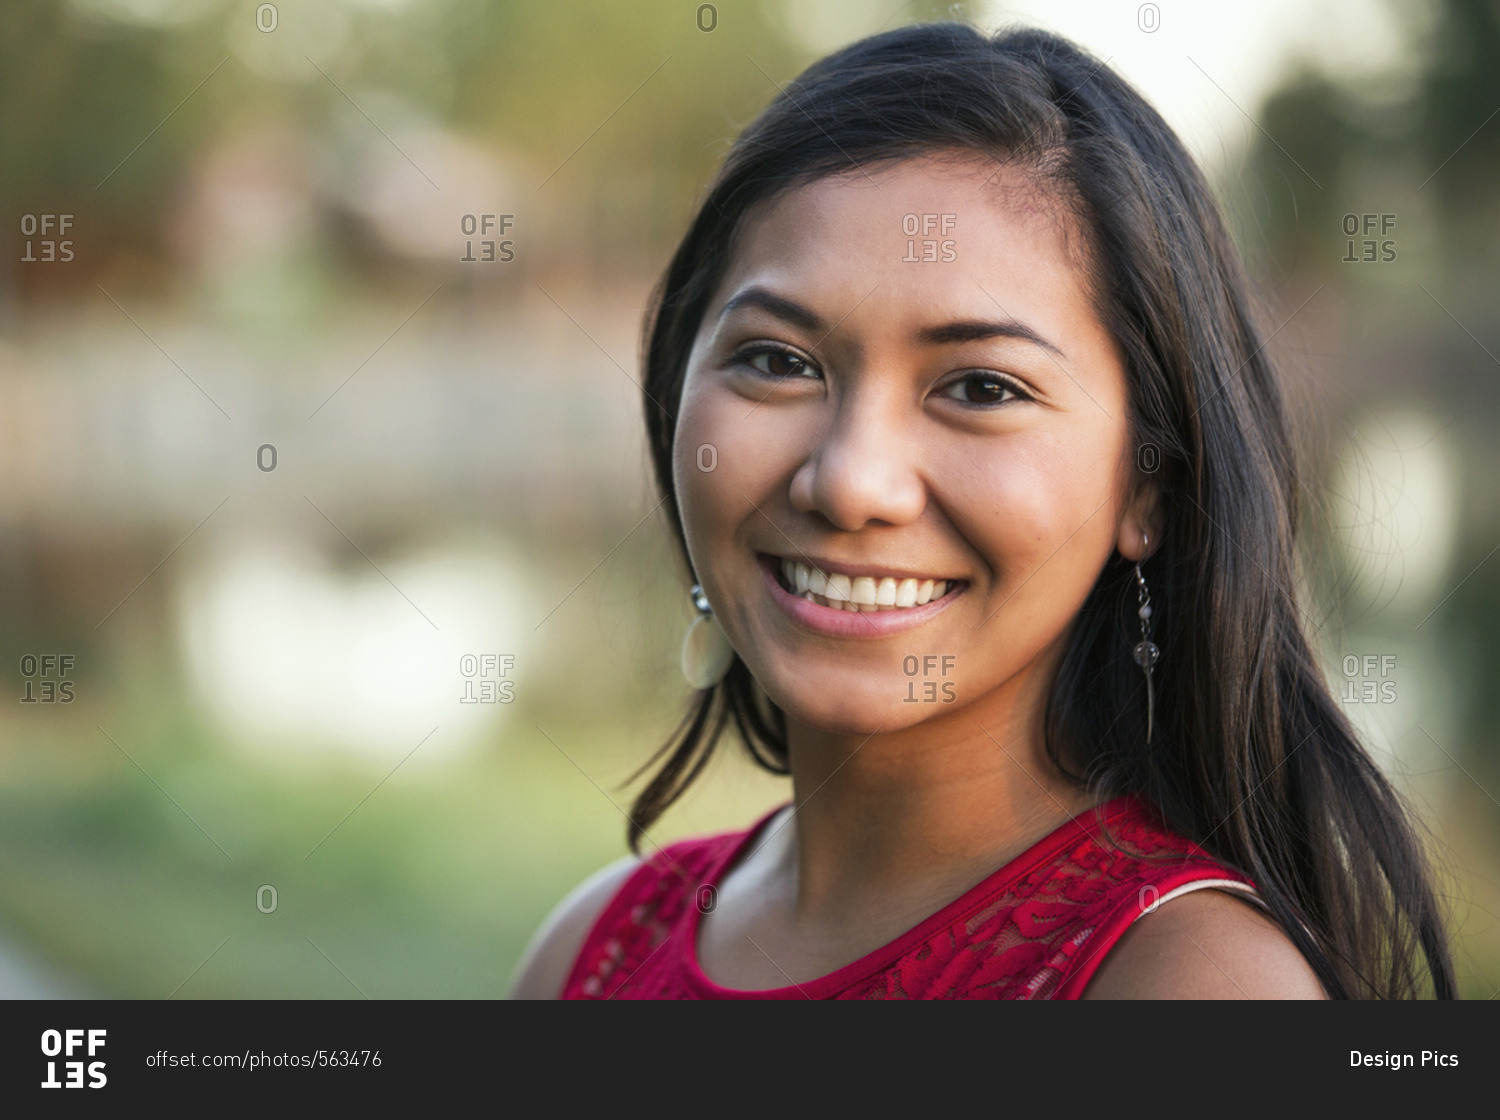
[716,284,1066,359]
[717,286,825,333]
[915,318,1067,359]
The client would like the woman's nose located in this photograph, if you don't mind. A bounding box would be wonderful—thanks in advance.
[788,398,927,531]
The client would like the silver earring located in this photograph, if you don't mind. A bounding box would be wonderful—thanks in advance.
[681,583,734,689]
[1132,534,1159,743]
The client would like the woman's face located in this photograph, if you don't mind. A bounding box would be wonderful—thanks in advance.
[673,153,1153,736]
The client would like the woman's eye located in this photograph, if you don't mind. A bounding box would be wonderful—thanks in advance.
[943,372,1025,406]
[736,345,819,380]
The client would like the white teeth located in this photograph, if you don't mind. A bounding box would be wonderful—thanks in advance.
[775,558,957,612]
[784,560,820,596]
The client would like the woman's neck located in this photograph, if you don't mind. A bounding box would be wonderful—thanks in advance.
[771,661,1098,925]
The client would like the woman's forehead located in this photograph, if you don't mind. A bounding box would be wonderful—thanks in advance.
[708,156,1106,352]
[749,153,1077,248]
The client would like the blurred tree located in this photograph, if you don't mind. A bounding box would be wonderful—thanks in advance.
[1234,0,1500,778]
[1,0,981,299]
[1240,0,1500,269]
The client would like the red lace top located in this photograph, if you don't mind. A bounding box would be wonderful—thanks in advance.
[560,794,1258,999]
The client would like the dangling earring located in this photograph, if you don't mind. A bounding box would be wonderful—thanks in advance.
[1132,534,1160,743]
[681,583,734,689]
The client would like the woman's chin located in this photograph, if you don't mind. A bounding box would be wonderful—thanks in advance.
[760,672,952,738]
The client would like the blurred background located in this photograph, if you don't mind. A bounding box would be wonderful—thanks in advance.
[1,0,1496,998]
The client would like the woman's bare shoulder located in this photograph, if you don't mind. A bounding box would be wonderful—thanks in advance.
[507,854,644,1000]
[1081,888,1327,999]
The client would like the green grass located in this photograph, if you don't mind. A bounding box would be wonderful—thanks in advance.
[0,705,786,999]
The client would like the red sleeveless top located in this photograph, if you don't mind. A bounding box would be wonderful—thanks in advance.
[560,794,1257,999]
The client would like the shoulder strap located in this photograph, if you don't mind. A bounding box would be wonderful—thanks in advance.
[1046,806,1257,999]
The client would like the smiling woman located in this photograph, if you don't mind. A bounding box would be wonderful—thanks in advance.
[674,155,1135,738]
[510,21,1456,1000]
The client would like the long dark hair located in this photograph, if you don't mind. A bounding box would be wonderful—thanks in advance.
[629,21,1454,999]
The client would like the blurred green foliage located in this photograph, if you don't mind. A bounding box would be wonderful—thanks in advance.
[1,0,979,294]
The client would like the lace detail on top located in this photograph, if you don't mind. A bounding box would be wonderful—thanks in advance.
[559,794,1256,1000]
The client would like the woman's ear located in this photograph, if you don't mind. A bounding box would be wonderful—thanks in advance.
[1116,480,1164,563]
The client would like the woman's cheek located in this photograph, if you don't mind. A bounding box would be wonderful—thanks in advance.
[673,396,731,576]
[681,382,804,497]
[674,383,781,582]
[941,446,1051,558]
[947,439,1114,598]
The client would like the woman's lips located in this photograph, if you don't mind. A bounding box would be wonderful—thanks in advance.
[757,554,964,638]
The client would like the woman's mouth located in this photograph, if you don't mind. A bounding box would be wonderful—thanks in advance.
[756,553,966,637]
[773,556,959,611]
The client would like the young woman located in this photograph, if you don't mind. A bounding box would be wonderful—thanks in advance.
[512,22,1455,999]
